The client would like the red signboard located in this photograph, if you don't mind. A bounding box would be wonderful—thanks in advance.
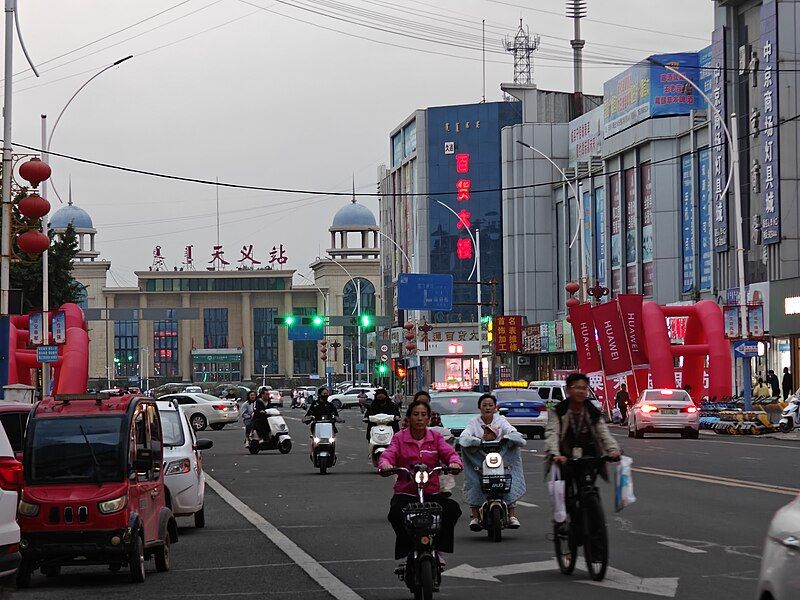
[568,303,602,374]
[495,316,523,353]
[617,294,649,369]
[591,300,633,378]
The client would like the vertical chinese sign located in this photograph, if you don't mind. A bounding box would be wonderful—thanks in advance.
[624,168,637,293]
[640,163,654,297]
[494,316,523,353]
[454,153,474,261]
[681,155,695,293]
[711,27,728,253]
[761,0,780,244]
[610,173,622,296]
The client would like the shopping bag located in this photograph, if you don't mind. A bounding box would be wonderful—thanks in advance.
[548,464,567,522]
[614,455,636,512]
[440,472,456,492]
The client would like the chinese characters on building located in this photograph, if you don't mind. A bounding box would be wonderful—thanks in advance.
[151,244,290,271]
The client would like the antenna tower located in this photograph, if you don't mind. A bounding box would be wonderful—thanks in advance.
[503,19,540,84]
[566,0,587,100]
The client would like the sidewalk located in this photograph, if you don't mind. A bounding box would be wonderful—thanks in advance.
[699,429,800,443]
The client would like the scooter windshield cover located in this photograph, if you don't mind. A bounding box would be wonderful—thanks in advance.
[314,422,334,439]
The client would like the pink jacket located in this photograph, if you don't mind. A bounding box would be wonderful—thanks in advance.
[378,428,462,496]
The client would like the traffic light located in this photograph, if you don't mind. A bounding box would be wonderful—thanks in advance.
[483,316,494,343]
[375,362,389,376]
[358,313,373,328]
[311,314,324,327]
[283,314,297,327]
[396,365,407,379]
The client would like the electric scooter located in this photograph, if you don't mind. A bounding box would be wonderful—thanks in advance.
[476,440,512,542]
[365,413,399,467]
[248,408,292,454]
[304,415,344,474]
[779,396,800,433]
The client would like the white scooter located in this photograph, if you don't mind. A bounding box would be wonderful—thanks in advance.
[779,396,800,433]
[477,440,512,542]
[248,407,292,454]
[365,413,399,467]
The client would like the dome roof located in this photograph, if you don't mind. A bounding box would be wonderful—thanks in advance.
[49,203,94,230]
[331,200,376,229]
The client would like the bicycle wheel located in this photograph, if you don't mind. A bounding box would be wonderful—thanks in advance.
[583,494,608,581]
[553,520,577,574]
[418,556,435,600]
[488,505,503,543]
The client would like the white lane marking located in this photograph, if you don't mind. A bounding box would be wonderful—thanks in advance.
[658,541,707,554]
[633,466,800,496]
[206,475,363,600]
[516,500,539,508]
[612,431,800,450]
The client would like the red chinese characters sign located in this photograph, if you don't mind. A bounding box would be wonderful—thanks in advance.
[495,316,523,353]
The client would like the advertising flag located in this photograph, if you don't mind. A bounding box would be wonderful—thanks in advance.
[52,311,67,344]
[591,300,634,378]
[568,303,602,375]
[617,294,649,369]
[29,312,43,345]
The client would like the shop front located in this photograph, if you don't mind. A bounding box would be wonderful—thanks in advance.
[518,320,577,381]
[192,349,243,382]
[416,324,489,390]
[769,277,800,395]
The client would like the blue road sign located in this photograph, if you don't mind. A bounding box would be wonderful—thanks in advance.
[397,273,453,311]
[288,325,324,341]
[37,345,59,363]
[733,339,760,358]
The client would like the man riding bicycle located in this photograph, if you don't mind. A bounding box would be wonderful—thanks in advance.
[544,372,620,531]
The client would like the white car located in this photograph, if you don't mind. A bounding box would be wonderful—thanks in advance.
[0,418,21,578]
[159,393,239,431]
[328,387,376,410]
[527,380,603,411]
[157,401,214,528]
[628,389,699,439]
[757,495,800,600]
[184,385,203,394]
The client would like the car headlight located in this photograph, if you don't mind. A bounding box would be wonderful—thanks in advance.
[165,458,191,476]
[329,437,335,443]
[17,500,39,517]
[98,495,128,515]
[313,437,321,443]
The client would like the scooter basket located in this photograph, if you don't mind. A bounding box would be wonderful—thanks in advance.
[402,502,443,535]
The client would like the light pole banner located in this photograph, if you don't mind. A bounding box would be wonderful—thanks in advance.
[29,312,43,345]
[568,303,602,375]
[710,27,729,252]
[591,300,634,378]
[52,311,66,344]
[618,294,649,369]
[760,0,780,244]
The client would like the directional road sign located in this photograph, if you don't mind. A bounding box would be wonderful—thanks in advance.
[37,345,59,363]
[732,339,760,358]
[397,273,453,311]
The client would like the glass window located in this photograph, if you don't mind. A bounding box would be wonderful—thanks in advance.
[293,340,317,375]
[154,279,164,292]
[403,120,417,156]
[146,280,155,292]
[0,412,25,452]
[203,308,228,349]
[154,318,179,378]
[180,279,189,291]
[160,410,185,447]
[114,320,139,378]
[189,278,199,291]
[253,308,278,375]
[163,279,173,292]
[392,132,404,168]
[342,279,375,379]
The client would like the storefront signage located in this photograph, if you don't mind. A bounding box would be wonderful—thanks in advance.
[641,163,654,297]
[568,303,603,375]
[591,300,633,378]
[569,105,604,165]
[625,169,637,293]
[681,155,695,292]
[709,28,729,252]
[416,325,480,357]
[494,316,523,353]
[698,148,713,290]
[582,190,593,282]
[786,297,800,315]
[610,174,622,295]
[760,0,780,244]
[618,294,649,369]
[151,243,290,271]
[191,352,242,363]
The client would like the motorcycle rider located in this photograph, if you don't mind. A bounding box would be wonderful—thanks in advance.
[545,373,620,532]
[364,388,401,441]
[303,386,340,431]
[241,390,257,447]
[252,390,272,441]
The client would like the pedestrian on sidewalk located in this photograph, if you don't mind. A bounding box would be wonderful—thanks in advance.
[783,368,794,400]
[767,370,781,398]
[753,377,772,399]
[615,383,630,425]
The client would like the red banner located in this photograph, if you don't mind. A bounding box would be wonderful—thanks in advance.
[591,300,633,378]
[568,303,602,374]
[495,316,523,353]
[617,294,649,369]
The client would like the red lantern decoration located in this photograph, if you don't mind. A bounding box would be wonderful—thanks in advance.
[18,193,51,219]
[404,331,414,341]
[404,342,416,352]
[403,321,414,331]
[565,297,580,308]
[320,353,328,361]
[17,230,50,254]
[320,340,327,346]
[565,281,580,295]
[18,158,52,188]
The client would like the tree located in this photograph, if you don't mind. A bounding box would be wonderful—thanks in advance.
[9,192,83,313]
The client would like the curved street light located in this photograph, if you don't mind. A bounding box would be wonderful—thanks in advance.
[376,230,412,271]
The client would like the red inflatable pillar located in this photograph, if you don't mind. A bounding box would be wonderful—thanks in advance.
[642,302,674,390]
[695,300,731,401]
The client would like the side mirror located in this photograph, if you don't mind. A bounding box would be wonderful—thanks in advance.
[194,439,213,451]
[498,407,509,416]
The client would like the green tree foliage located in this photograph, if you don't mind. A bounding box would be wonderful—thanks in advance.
[9,190,83,313]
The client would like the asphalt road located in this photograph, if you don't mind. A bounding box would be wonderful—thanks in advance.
[2,409,799,600]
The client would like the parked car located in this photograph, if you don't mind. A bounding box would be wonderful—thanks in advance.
[527,379,603,410]
[0,408,22,580]
[492,388,548,439]
[17,393,177,586]
[0,401,32,461]
[628,389,699,439]
[183,385,203,394]
[757,494,800,600]
[158,393,239,431]
[328,387,376,410]
[156,401,213,528]
[429,391,483,438]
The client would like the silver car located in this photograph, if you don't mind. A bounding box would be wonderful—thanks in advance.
[160,392,240,431]
[628,389,699,439]
[757,495,800,600]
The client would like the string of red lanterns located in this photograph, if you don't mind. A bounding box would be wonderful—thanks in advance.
[16,158,52,255]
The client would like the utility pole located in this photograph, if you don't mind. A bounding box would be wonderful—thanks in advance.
[566,0,587,117]
[476,229,484,390]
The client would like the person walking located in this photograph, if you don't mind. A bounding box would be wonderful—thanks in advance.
[783,368,794,400]
[767,370,781,398]
[615,383,630,425]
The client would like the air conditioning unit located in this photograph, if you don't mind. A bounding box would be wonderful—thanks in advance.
[517,356,531,366]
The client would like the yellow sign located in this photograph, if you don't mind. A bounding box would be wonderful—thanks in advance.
[497,380,528,388]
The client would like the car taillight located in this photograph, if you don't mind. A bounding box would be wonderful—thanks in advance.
[212,404,227,410]
[682,406,698,413]
[640,404,658,413]
[0,457,23,491]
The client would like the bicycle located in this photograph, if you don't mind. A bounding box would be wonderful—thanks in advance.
[552,455,617,581]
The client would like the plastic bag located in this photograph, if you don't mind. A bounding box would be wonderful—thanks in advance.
[614,455,636,512]
[440,473,456,492]
[548,464,567,523]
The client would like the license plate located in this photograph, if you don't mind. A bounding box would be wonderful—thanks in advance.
[661,409,678,415]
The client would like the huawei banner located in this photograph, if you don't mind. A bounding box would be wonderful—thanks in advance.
[568,303,602,375]
[617,294,649,368]
[591,300,634,378]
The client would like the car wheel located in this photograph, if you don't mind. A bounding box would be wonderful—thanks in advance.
[194,506,206,528]
[331,399,342,410]
[154,537,171,573]
[129,535,146,583]
[210,423,225,430]
[191,413,208,431]
[16,561,32,588]
[634,428,644,439]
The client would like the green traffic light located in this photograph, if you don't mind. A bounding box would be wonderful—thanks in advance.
[114,357,120,364]
[311,315,324,327]
[127,355,134,361]
[376,363,388,375]
[359,314,373,328]
[283,315,297,327]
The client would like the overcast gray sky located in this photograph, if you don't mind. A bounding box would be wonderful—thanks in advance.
[11,0,713,285]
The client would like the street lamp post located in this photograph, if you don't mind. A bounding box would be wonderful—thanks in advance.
[261,364,268,387]
[323,256,363,384]
[296,271,331,387]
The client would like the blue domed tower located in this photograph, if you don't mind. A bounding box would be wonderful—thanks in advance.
[49,195,99,262]
[328,197,379,260]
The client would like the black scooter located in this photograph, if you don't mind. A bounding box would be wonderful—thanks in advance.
[302,415,344,474]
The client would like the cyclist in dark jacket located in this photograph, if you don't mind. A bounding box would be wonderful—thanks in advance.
[303,386,340,431]
[364,388,401,440]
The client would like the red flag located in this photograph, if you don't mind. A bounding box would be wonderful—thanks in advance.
[591,300,634,378]
[618,294,649,369]
[568,303,602,375]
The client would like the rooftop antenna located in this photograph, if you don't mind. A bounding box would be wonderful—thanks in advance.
[567,0,588,116]
[351,173,356,203]
[503,19,540,85]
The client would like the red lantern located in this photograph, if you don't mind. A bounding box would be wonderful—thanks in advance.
[404,331,414,341]
[18,193,51,219]
[18,158,52,188]
[17,230,50,254]
[565,281,580,295]
[565,297,580,308]
[320,340,327,346]
[404,342,416,352]
[320,353,328,361]
[403,321,414,331]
